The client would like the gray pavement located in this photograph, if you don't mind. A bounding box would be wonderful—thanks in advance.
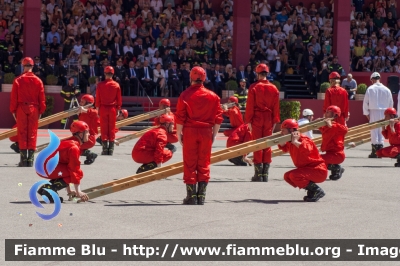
[1,129,399,266]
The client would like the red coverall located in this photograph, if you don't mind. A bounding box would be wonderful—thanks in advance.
[278,135,328,188]
[95,79,122,141]
[9,124,18,142]
[245,80,280,164]
[153,113,179,143]
[38,137,83,185]
[223,106,244,137]
[376,123,400,158]
[319,122,348,165]
[131,127,173,164]
[78,108,100,153]
[323,86,349,126]
[175,84,223,184]
[10,72,46,150]
[226,124,252,148]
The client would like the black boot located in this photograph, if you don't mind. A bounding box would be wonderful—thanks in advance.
[18,150,27,167]
[37,178,68,203]
[183,184,197,205]
[165,143,177,153]
[394,154,400,167]
[197,182,208,205]
[251,164,263,182]
[368,144,382,158]
[83,150,98,165]
[96,137,102,145]
[27,150,35,167]
[10,142,20,153]
[136,162,157,174]
[329,164,344,181]
[228,156,243,166]
[304,182,325,202]
[262,164,270,182]
[108,141,115,156]
[101,141,109,155]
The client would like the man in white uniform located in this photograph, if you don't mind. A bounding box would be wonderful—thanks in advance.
[298,109,314,139]
[363,72,394,158]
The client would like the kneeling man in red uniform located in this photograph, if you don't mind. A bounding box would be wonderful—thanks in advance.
[153,98,178,152]
[132,114,176,173]
[376,108,400,167]
[226,123,252,166]
[278,119,328,202]
[319,105,348,180]
[37,121,90,203]
[222,96,244,137]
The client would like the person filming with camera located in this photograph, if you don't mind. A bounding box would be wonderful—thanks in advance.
[341,74,357,100]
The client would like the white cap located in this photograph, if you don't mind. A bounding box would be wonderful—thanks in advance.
[370,72,380,80]
[302,109,314,116]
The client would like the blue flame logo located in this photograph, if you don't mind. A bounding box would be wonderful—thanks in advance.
[30,130,62,220]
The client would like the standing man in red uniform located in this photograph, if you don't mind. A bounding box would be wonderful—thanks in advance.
[319,105,348,180]
[95,66,122,156]
[376,108,400,167]
[78,94,99,165]
[222,96,244,137]
[278,119,328,202]
[323,72,349,126]
[245,64,280,182]
[10,57,46,167]
[96,109,128,145]
[175,66,223,205]
[226,123,253,166]
[132,114,176,173]
[37,121,90,203]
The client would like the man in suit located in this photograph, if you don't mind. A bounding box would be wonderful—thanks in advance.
[45,57,59,78]
[181,62,191,90]
[112,36,123,58]
[86,60,99,79]
[40,45,53,65]
[236,64,248,86]
[304,54,316,81]
[3,55,15,73]
[54,45,65,66]
[167,61,183,97]
[270,55,287,83]
[104,49,116,66]
[126,60,139,96]
[367,20,378,37]
[58,59,68,86]
[114,58,127,92]
[133,38,144,58]
[158,39,170,57]
[14,60,24,77]
[140,60,157,96]
[213,64,225,98]
[202,62,214,91]
[33,56,45,81]
[211,51,224,65]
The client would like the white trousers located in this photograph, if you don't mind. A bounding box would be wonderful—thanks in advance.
[369,109,385,145]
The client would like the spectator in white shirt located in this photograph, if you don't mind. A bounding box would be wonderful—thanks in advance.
[283,18,293,35]
[111,8,123,27]
[98,10,111,28]
[266,44,278,61]
[226,16,233,32]
[163,4,175,19]
[123,40,133,55]
[151,0,163,14]
[203,15,214,32]
[259,0,271,21]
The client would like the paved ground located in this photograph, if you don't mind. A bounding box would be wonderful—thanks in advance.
[1,129,399,266]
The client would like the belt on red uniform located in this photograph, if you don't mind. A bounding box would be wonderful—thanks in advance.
[19,102,38,105]
[100,104,117,106]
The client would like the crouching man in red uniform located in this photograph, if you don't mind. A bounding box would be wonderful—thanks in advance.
[319,105,348,180]
[78,94,99,165]
[226,123,252,166]
[37,121,90,203]
[245,64,280,182]
[96,66,122,156]
[176,66,223,205]
[222,96,244,137]
[278,119,328,202]
[132,114,176,173]
[153,98,178,152]
[10,57,46,167]
[376,108,400,167]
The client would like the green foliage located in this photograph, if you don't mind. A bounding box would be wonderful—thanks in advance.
[89,76,97,84]
[46,75,58,86]
[272,80,281,91]
[225,80,238,91]
[319,82,330,93]
[42,95,54,118]
[280,100,301,122]
[357,83,367,94]
[4,73,15,84]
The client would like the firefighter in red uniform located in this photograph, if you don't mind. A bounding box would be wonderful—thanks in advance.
[222,96,244,137]
[96,109,128,145]
[323,72,349,126]
[95,66,122,156]
[278,119,328,202]
[9,124,19,153]
[175,66,223,205]
[245,63,280,182]
[226,123,253,166]
[376,108,400,167]
[132,114,176,173]
[153,98,178,152]
[10,57,46,167]
[319,105,348,180]
[37,121,90,203]
[78,94,99,165]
